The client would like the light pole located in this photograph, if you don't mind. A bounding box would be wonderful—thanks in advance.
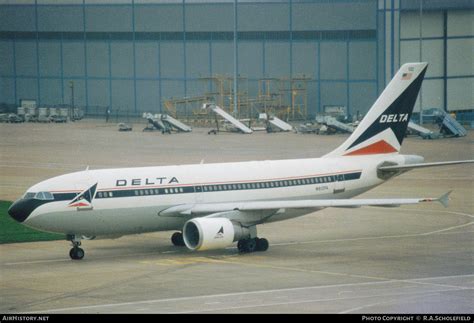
[419,0,423,125]
[69,81,75,121]
[233,0,238,116]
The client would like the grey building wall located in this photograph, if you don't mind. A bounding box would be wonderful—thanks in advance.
[386,0,473,112]
[0,0,379,117]
[0,0,470,117]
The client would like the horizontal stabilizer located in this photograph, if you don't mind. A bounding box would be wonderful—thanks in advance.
[437,190,452,208]
[379,160,474,172]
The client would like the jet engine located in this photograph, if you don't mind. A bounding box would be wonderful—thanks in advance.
[183,218,250,251]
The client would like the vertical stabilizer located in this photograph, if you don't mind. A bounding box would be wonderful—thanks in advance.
[324,62,428,157]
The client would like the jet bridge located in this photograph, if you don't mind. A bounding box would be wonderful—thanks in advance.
[204,104,253,134]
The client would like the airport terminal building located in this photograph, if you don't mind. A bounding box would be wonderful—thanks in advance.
[0,0,472,118]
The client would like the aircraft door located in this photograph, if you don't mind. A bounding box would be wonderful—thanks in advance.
[194,185,204,203]
[333,174,345,194]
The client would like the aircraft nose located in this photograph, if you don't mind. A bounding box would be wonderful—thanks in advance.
[8,199,34,223]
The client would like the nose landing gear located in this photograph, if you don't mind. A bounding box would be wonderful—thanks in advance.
[67,235,85,260]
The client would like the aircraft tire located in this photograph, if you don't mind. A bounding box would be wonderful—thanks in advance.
[256,238,269,252]
[238,238,257,253]
[237,240,245,252]
[245,239,257,253]
[171,232,185,247]
[69,247,85,260]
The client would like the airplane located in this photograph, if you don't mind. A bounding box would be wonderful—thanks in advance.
[8,62,473,260]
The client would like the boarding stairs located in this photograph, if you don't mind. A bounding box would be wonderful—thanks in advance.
[438,110,467,137]
[159,114,192,132]
[407,121,440,139]
[316,116,354,133]
[259,113,293,132]
[204,104,253,134]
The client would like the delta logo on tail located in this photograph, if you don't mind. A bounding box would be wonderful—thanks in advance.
[343,64,427,156]
[69,183,98,209]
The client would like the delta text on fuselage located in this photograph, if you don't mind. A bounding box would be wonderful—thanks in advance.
[115,177,179,187]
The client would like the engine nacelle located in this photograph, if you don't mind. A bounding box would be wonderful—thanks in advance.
[183,218,250,251]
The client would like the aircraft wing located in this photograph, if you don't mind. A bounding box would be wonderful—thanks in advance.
[159,191,451,218]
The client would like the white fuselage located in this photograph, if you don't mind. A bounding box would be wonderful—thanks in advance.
[20,153,416,237]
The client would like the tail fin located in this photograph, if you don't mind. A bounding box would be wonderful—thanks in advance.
[324,62,428,158]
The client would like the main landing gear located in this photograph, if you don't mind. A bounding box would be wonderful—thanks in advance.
[67,235,85,260]
[170,231,269,253]
[171,232,185,247]
[237,237,269,253]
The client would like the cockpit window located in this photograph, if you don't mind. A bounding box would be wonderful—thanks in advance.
[35,192,54,200]
[23,191,54,200]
